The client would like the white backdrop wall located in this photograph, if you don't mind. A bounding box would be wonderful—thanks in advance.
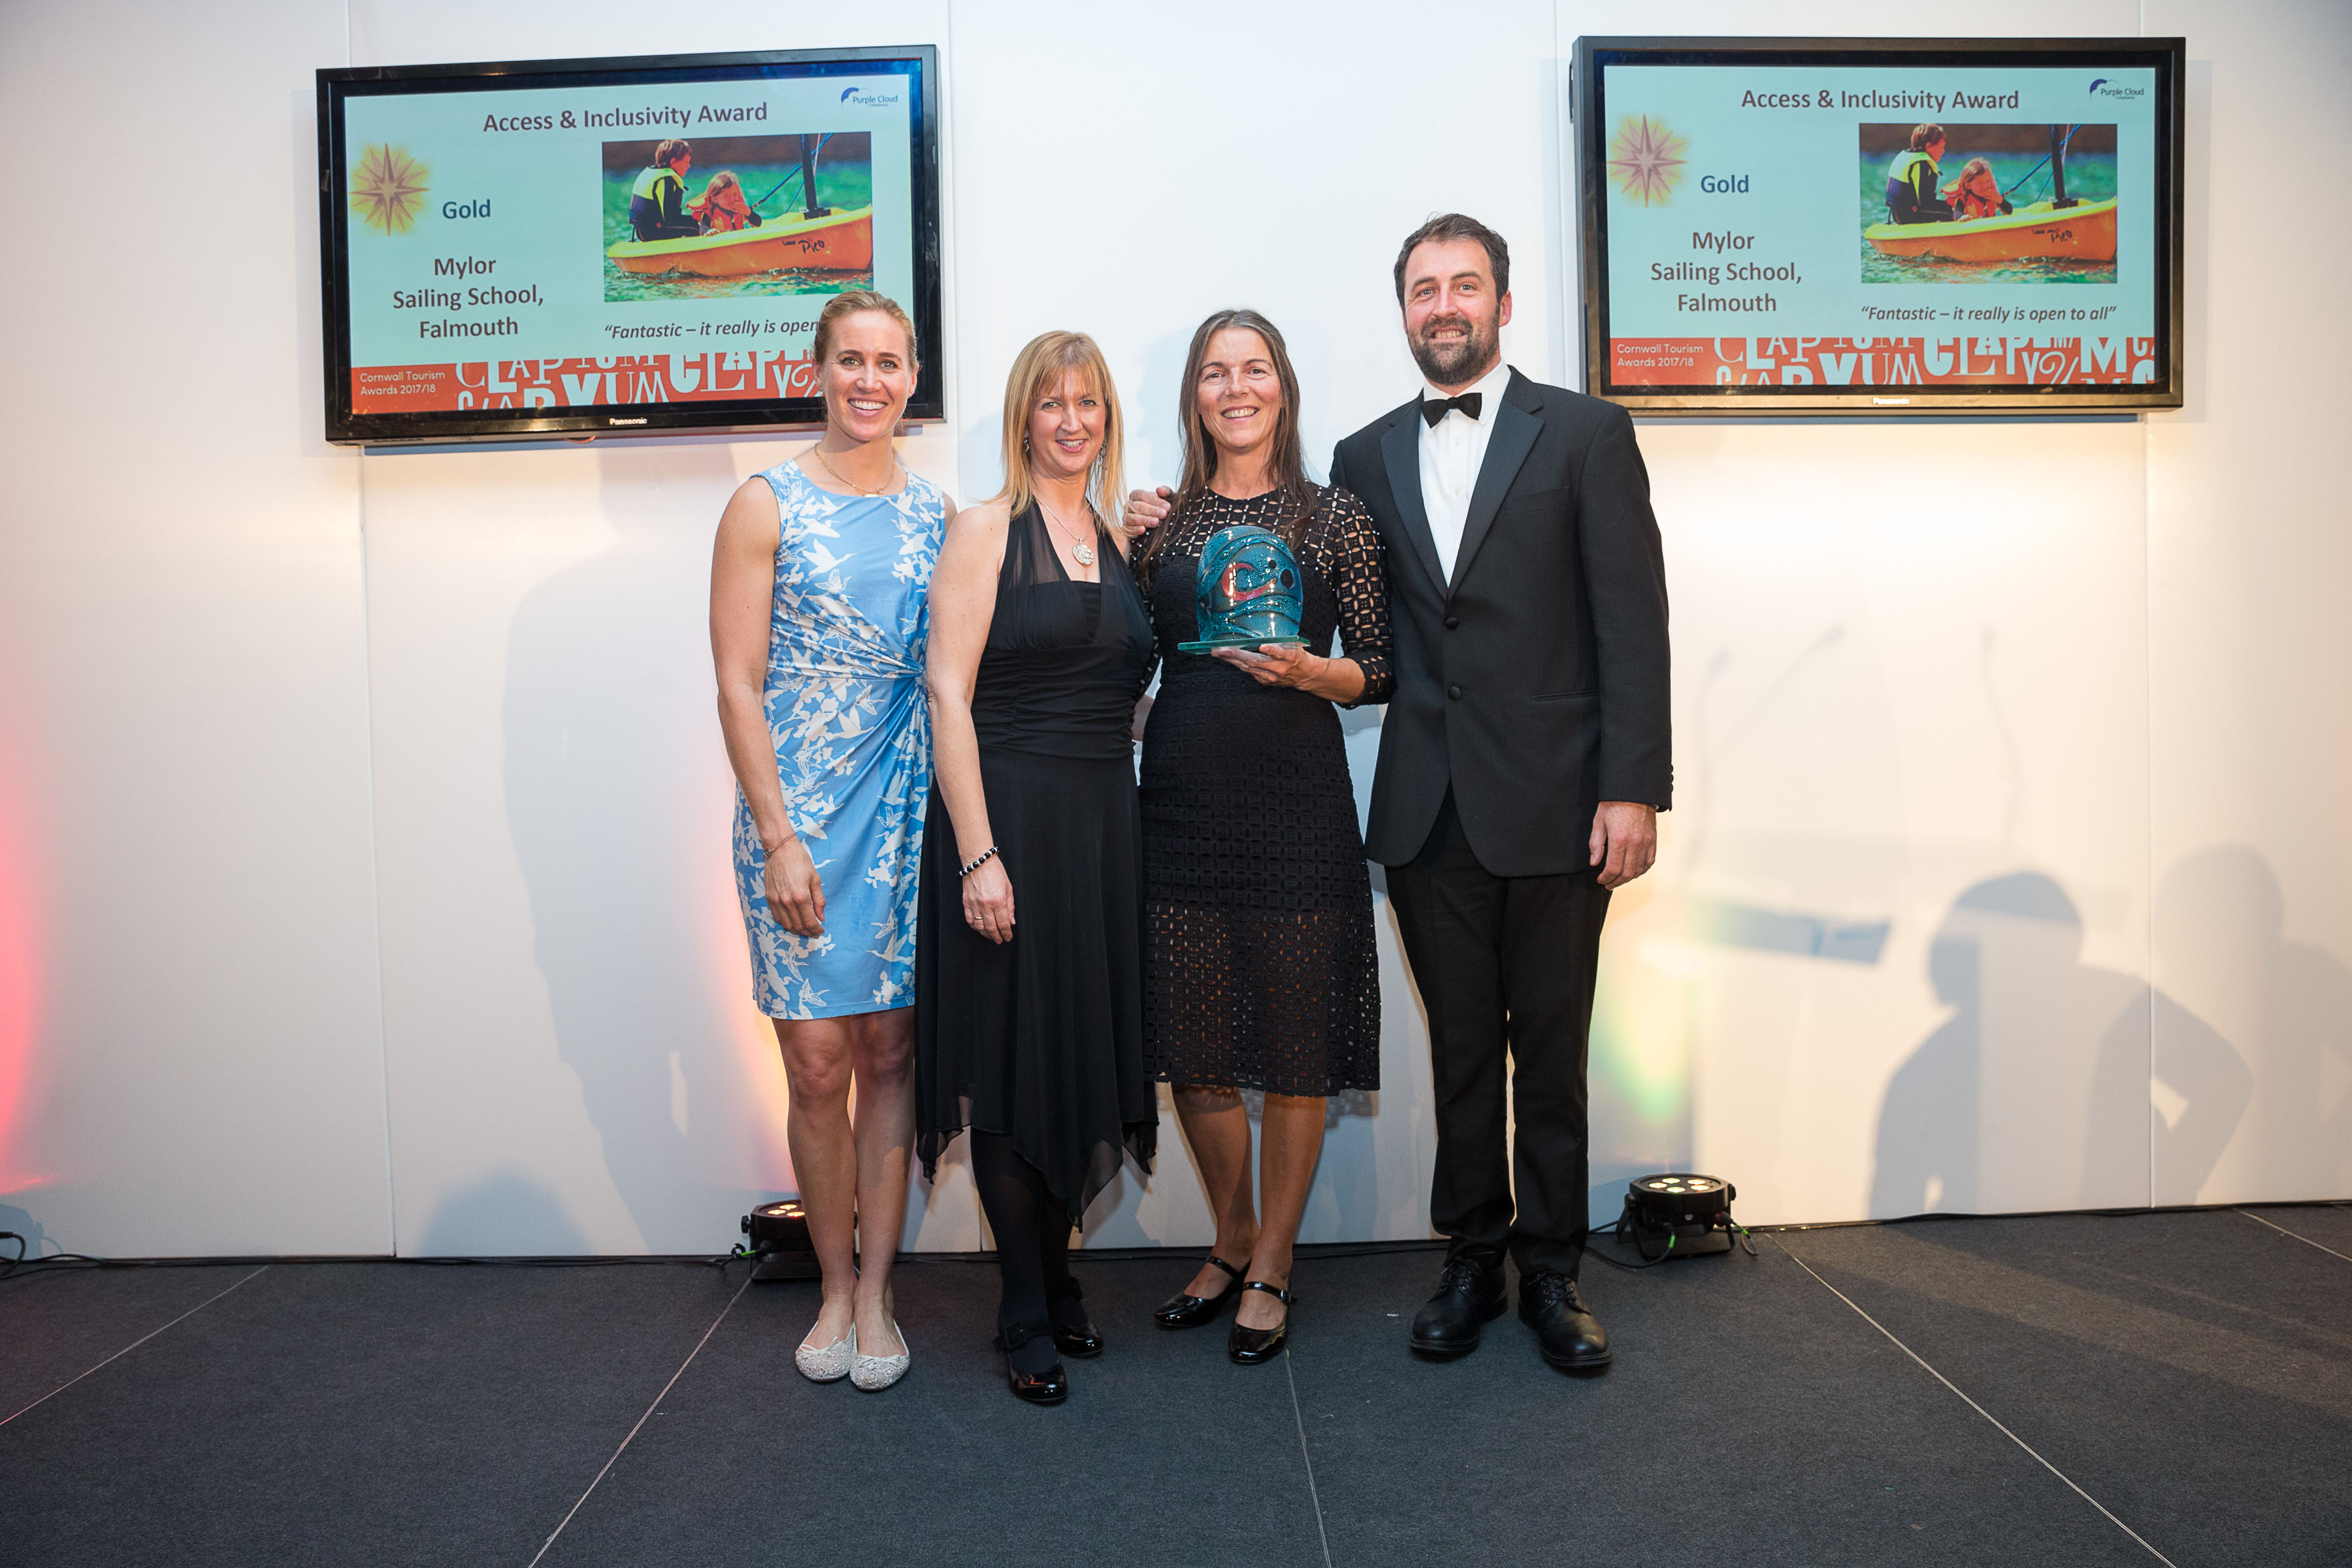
[0,0,2342,1258]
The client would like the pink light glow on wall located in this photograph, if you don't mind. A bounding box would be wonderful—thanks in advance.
[701,847,795,1190]
[0,770,42,1192]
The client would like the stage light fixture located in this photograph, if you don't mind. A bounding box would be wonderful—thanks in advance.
[1606,1173,1756,1263]
[740,1199,822,1282]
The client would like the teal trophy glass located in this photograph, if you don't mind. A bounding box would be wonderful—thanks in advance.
[1177,525,1309,653]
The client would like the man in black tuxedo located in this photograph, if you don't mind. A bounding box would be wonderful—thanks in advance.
[1338,214,1669,1372]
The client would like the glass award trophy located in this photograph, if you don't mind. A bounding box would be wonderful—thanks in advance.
[1177,525,1309,653]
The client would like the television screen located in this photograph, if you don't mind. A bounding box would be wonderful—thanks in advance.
[318,47,941,445]
[1572,37,2183,414]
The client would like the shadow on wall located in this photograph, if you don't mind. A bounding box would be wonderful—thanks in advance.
[503,444,760,1254]
[1872,871,2249,1218]
[0,1201,46,1262]
[2154,847,2352,1203]
[416,1172,592,1257]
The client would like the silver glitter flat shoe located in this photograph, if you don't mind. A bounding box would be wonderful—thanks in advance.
[851,1318,910,1392]
[794,1325,855,1383]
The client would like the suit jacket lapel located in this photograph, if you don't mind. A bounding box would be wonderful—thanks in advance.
[1379,412,1447,595]
[1450,378,1543,591]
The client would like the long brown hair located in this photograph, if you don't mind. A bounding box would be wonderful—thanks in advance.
[991,331,1126,528]
[1140,308,1315,576]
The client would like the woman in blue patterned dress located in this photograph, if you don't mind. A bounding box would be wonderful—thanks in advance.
[711,290,949,1393]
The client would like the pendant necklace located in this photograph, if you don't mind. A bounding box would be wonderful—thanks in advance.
[1039,499,1098,568]
[808,445,902,497]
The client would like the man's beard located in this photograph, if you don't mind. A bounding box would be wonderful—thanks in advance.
[1409,310,1497,386]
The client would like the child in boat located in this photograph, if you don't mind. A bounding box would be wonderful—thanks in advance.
[691,171,763,234]
[1884,124,1953,224]
[628,140,701,242]
[1942,157,2014,221]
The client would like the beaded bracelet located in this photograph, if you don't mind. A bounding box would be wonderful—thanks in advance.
[958,845,1000,878]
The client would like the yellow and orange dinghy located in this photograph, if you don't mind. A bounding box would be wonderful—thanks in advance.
[607,204,874,278]
[1863,197,2117,264]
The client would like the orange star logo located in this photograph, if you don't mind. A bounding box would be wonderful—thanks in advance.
[350,144,431,235]
[1608,116,1687,207]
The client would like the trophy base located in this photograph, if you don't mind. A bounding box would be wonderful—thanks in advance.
[1177,636,1309,654]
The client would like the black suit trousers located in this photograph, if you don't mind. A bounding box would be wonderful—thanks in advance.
[1388,791,1608,1279]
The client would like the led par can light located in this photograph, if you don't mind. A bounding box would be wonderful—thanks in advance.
[740,1199,822,1282]
[1612,1173,1743,1261]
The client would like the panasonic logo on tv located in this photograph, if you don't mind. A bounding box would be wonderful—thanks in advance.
[608,417,648,426]
[1872,396,1912,406]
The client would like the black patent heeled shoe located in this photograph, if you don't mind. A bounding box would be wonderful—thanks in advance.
[1228,1280,1294,1365]
[993,1320,1068,1405]
[1153,1254,1247,1329]
[1047,1276,1103,1358]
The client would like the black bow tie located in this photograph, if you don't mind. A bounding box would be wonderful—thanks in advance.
[1421,392,1482,427]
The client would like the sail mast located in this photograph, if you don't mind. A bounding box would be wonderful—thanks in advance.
[798,134,830,220]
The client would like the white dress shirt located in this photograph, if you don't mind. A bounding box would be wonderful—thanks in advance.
[1416,357,1514,586]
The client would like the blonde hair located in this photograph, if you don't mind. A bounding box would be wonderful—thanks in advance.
[812,289,918,367]
[811,290,919,431]
[993,331,1126,529]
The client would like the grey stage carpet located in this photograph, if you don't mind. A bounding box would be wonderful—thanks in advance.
[1,1205,2345,1567]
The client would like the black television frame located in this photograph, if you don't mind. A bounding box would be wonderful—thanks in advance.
[1571,35,2186,414]
[318,45,943,446]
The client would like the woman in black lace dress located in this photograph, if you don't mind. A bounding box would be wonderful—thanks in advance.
[1133,310,1393,1364]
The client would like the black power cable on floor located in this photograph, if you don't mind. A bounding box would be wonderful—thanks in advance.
[0,1233,114,1282]
[1584,1218,1761,1272]
[5,1202,2340,1284]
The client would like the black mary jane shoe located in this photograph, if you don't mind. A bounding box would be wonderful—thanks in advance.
[993,1320,1069,1405]
[1047,1277,1103,1358]
[1227,1280,1294,1365]
[1152,1254,1247,1329]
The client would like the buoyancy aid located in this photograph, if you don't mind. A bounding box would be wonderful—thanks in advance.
[1884,148,1949,224]
[627,165,692,240]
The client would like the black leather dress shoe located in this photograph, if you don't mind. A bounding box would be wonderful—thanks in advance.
[992,1320,1069,1405]
[1152,1254,1246,1328]
[1518,1271,1610,1373]
[1409,1254,1507,1356]
[1048,1277,1103,1358]
[1228,1280,1293,1365]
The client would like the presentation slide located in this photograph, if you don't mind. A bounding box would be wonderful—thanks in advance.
[338,66,922,416]
[1597,61,2163,393]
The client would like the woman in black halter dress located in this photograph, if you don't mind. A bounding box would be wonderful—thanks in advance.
[919,332,1156,1404]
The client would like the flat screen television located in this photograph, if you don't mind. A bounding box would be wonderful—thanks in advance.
[1571,37,2184,414]
[318,46,942,445]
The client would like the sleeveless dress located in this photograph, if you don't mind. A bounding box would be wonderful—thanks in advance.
[731,461,947,1019]
[915,504,1159,1219]
[1137,485,1393,1096]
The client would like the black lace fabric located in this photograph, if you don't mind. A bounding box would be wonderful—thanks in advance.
[1135,485,1392,1097]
